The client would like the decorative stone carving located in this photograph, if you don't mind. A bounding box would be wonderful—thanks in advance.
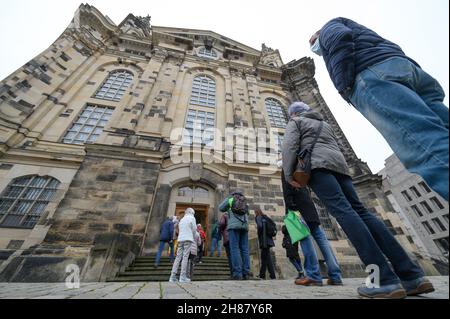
[189,163,202,182]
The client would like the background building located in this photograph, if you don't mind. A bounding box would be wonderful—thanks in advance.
[379,154,449,274]
[0,4,439,282]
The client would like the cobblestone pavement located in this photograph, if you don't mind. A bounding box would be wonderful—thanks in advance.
[0,277,447,299]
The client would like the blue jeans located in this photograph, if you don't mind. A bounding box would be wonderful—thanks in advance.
[155,240,174,266]
[309,169,424,286]
[299,235,322,282]
[350,57,449,201]
[289,257,303,273]
[224,242,233,276]
[209,237,222,257]
[309,224,342,282]
[228,229,250,279]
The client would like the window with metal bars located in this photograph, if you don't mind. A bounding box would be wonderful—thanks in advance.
[94,70,133,102]
[0,175,60,229]
[62,104,113,145]
[183,109,215,146]
[190,75,216,108]
[265,98,287,128]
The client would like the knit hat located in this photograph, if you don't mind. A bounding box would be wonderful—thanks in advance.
[288,102,310,116]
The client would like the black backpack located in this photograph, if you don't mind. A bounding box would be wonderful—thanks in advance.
[228,193,248,216]
[264,216,277,237]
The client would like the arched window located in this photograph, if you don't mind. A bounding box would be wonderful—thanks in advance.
[198,47,217,59]
[0,176,60,228]
[190,75,216,108]
[177,185,210,199]
[265,98,288,128]
[62,104,113,145]
[94,70,134,102]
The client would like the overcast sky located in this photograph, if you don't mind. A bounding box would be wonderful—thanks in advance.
[0,0,448,173]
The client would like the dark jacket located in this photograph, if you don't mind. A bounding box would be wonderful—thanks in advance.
[282,111,350,182]
[219,213,229,244]
[255,215,275,249]
[211,223,222,241]
[281,225,300,260]
[281,170,321,225]
[320,17,419,101]
[159,218,174,242]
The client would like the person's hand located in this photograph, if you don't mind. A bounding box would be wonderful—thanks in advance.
[289,180,302,188]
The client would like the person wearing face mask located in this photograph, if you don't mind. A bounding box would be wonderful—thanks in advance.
[308,17,448,204]
[282,101,434,299]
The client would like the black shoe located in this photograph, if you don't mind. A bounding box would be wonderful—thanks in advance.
[256,275,266,280]
[242,275,249,280]
[296,272,305,280]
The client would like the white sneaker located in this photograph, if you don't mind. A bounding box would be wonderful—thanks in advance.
[169,276,178,283]
[179,277,191,283]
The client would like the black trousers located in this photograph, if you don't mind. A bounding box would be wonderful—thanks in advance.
[259,248,276,279]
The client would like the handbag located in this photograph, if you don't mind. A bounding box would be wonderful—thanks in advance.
[283,210,311,244]
[293,120,324,187]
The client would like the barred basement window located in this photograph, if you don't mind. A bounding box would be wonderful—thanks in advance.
[432,218,447,232]
[430,197,445,210]
[94,70,133,102]
[183,109,215,146]
[190,75,216,108]
[418,181,432,193]
[265,98,287,128]
[62,105,113,145]
[0,175,60,229]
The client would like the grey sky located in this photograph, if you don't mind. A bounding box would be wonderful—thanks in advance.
[1,0,448,173]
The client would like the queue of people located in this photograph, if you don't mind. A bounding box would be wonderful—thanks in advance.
[161,17,447,299]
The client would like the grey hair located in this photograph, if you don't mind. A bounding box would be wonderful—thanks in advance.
[185,207,195,216]
[288,102,311,117]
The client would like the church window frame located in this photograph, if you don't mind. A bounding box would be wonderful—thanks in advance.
[62,104,113,145]
[265,97,288,128]
[0,175,60,229]
[94,70,134,102]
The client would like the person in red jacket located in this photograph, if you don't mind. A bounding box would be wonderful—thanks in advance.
[196,224,206,264]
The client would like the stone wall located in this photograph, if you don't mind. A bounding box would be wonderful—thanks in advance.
[44,153,160,249]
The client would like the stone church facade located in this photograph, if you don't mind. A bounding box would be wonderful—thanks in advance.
[0,4,439,282]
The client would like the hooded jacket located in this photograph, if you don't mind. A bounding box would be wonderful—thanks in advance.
[177,209,197,243]
[282,111,350,182]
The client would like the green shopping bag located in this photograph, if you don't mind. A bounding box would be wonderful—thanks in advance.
[284,210,311,244]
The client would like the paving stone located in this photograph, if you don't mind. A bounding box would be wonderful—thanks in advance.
[0,277,447,299]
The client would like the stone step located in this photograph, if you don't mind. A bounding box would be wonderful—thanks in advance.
[127,265,230,271]
[136,257,228,262]
[132,261,229,267]
[118,270,232,276]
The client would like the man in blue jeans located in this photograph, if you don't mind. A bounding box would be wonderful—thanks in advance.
[219,193,251,280]
[309,17,449,201]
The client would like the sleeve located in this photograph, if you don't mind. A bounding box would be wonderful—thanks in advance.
[219,196,231,212]
[169,223,174,240]
[321,17,356,100]
[282,120,301,183]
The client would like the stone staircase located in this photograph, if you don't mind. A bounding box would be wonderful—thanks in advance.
[109,254,232,282]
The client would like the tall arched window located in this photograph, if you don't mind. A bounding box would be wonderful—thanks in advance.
[265,98,288,128]
[0,175,60,228]
[190,75,216,108]
[94,70,134,102]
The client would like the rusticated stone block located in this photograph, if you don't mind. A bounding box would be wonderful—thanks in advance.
[113,224,132,233]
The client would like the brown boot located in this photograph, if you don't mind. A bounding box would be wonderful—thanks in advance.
[295,277,323,286]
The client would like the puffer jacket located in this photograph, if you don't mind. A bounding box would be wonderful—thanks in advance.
[282,111,350,183]
[218,196,249,231]
[177,211,197,243]
[319,17,419,100]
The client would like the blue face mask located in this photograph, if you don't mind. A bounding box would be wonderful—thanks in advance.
[310,38,322,56]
